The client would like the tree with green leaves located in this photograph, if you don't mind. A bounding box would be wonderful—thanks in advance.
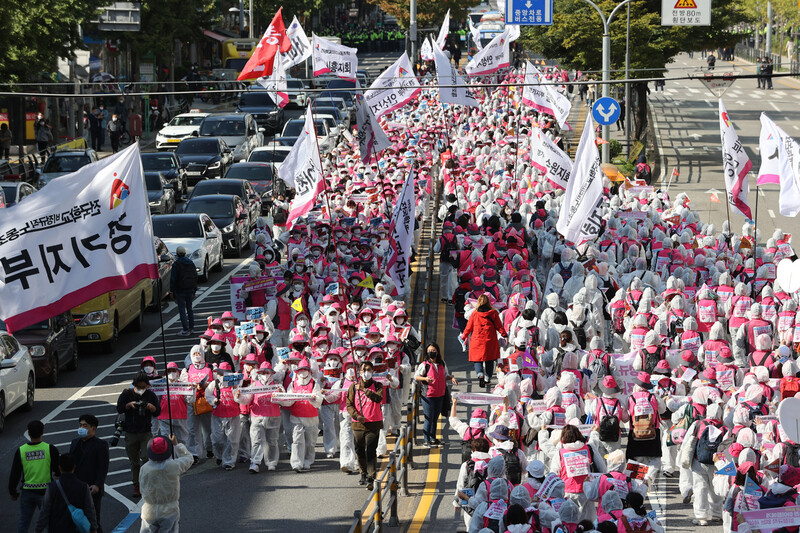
[519,0,749,138]
[365,0,480,28]
[0,0,108,83]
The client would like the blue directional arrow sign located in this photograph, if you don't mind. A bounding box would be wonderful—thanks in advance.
[505,0,553,25]
[592,96,621,126]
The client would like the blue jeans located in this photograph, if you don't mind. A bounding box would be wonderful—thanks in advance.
[474,360,496,381]
[18,490,44,533]
[175,289,195,331]
[421,395,444,443]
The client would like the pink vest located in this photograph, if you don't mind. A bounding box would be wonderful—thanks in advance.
[778,311,795,336]
[730,296,752,328]
[716,286,735,312]
[597,472,631,516]
[680,331,702,356]
[628,390,660,426]
[696,299,717,332]
[559,445,592,493]
[158,386,187,420]
[212,385,240,418]
[250,386,281,418]
[746,319,772,353]
[354,383,384,422]
[629,327,648,351]
[289,380,318,418]
[702,339,727,368]
[276,296,292,331]
[425,362,447,398]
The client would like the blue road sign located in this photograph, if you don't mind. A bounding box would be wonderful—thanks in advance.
[592,97,621,126]
[505,0,554,25]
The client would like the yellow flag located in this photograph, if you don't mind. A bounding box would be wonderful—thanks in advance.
[291,298,303,312]
[357,275,375,289]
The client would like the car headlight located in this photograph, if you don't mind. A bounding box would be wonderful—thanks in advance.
[208,161,221,170]
[223,223,235,233]
[190,250,201,259]
[29,345,46,357]
[80,310,110,326]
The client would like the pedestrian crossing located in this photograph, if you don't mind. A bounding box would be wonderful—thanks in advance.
[657,86,800,103]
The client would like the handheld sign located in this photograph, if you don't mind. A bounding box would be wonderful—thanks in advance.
[456,392,505,405]
[715,462,736,476]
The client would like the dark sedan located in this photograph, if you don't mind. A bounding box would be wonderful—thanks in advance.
[225,163,274,214]
[236,90,285,133]
[141,151,187,197]
[2,313,78,386]
[175,137,232,184]
[145,172,176,215]
[188,178,261,229]
[183,194,249,257]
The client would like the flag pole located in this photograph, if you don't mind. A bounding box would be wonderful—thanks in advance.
[513,62,525,207]
[664,167,677,193]
[157,303,174,457]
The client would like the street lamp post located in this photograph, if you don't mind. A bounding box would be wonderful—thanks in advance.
[579,0,633,163]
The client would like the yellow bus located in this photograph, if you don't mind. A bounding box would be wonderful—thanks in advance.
[222,38,258,74]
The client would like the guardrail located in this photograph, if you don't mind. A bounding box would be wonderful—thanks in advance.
[348,156,442,533]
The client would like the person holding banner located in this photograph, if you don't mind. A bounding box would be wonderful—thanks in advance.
[239,362,283,474]
[182,345,214,464]
[204,363,243,471]
[461,294,508,389]
[156,362,189,445]
[277,357,324,474]
[346,360,384,490]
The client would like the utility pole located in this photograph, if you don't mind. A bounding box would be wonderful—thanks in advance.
[410,0,417,63]
[766,2,773,59]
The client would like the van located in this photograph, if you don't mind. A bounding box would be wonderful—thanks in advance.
[71,278,154,353]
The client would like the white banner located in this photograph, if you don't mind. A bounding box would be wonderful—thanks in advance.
[230,276,248,320]
[465,29,510,77]
[387,168,416,296]
[468,19,483,51]
[312,34,358,81]
[284,16,312,69]
[758,113,800,216]
[433,44,478,107]
[364,53,421,118]
[354,82,392,164]
[240,384,282,395]
[420,37,434,62]
[0,144,158,331]
[719,99,752,219]
[151,383,195,396]
[556,113,604,244]
[271,392,317,401]
[522,63,570,129]
[281,108,324,228]
[257,51,289,108]
[436,9,450,50]
[456,392,505,405]
[531,129,573,190]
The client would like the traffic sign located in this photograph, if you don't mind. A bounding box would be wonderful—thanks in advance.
[505,0,553,25]
[661,0,711,26]
[695,70,739,97]
[592,97,621,126]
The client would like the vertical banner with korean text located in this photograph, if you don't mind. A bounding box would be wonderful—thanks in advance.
[386,168,416,296]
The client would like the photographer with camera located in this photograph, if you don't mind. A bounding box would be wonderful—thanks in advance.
[116,372,160,499]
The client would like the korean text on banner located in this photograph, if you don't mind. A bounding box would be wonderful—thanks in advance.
[238,8,292,81]
[719,99,752,219]
[556,113,604,244]
[312,34,358,82]
[281,109,324,230]
[433,44,478,107]
[364,53,421,118]
[284,16,311,69]
[758,113,800,216]
[521,62,570,129]
[531,129,573,190]
[465,29,510,77]
[230,276,249,320]
[354,81,391,164]
[386,167,415,296]
[0,143,158,332]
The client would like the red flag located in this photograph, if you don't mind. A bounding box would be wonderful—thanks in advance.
[237,8,292,81]
[710,193,721,203]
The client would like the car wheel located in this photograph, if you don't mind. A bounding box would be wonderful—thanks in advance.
[0,395,5,433]
[199,258,209,282]
[102,315,119,354]
[66,342,78,371]
[131,294,145,332]
[45,354,58,386]
[22,375,34,412]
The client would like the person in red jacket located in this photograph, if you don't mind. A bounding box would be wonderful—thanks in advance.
[460,294,508,388]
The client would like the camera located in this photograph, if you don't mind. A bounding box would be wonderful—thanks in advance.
[110,414,125,447]
[134,400,147,417]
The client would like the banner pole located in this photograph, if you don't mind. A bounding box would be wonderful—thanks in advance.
[664,167,677,193]
[157,303,174,457]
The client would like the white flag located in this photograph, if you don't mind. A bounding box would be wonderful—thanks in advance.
[0,144,158,331]
[468,19,483,51]
[436,9,450,50]
[556,114,604,244]
[387,168,416,295]
[522,62,571,129]
[284,16,312,69]
[719,99,752,219]
[465,29,510,77]
[364,53,421,118]
[283,108,324,229]
[256,51,289,108]
[506,24,521,43]
[433,44,478,107]
[420,37,434,61]
[312,34,358,81]
[355,82,391,164]
[759,114,800,216]
[531,129,573,190]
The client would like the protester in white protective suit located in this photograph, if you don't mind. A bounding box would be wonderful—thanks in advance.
[275,358,324,473]
[239,362,283,473]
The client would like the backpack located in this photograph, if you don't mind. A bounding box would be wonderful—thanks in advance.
[758,488,798,509]
[588,352,610,381]
[176,259,198,290]
[635,163,652,185]
[667,404,699,446]
[571,319,587,349]
[598,399,621,442]
[620,515,655,533]
[465,459,488,496]
[558,262,573,282]
[500,448,522,485]
[640,346,662,375]
[439,236,458,265]
[631,394,657,441]
[611,303,626,334]
[696,420,724,464]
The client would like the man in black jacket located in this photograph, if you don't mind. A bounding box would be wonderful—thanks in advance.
[35,454,98,533]
[69,414,109,533]
[116,373,160,498]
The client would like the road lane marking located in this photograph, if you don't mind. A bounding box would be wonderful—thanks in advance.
[759,188,765,197]
[770,101,780,112]
[769,209,776,218]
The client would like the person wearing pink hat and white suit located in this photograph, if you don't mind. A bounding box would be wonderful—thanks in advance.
[238,362,284,473]
[156,362,190,445]
[204,362,243,470]
[275,357,324,473]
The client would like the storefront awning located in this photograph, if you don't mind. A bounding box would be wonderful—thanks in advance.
[203,30,228,42]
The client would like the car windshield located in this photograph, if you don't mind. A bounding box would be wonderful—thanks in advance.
[176,140,218,155]
[186,198,233,217]
[283,120,326,137]
[42,155,90,173]
[1,186,16,205]
[286,80,304,90]
[169,116,205,127]
[249,150,288,163]
[312,107,341,120]
[141,154,176,171]
[144,173,164,191]
[199,118,245,137]
[239,92,276,108]
[226,165,274,181]
[152,217,203,238]
[193,182,241,197]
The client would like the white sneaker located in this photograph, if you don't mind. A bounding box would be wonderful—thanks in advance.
[249,465,259,474]
[267,464,276,471]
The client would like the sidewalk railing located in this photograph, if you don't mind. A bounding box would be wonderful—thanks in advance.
[735,42,800,76]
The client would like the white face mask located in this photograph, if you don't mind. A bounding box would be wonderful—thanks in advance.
[350,305,361,314]
[211,344,222,353]
[134,387,145,396]
[318,344,329,355]
[168,372,178,382]
[293,284,304,292]
[191,354,203,364]
[362,315,373,324]
[143,365,155,374]
[328,314,339,323]
[244,365,255,374]
[258,373,271,383]
[361,371,373,381]
[295,265,304,273]
[223,321,234,331]
[297,318,308,327]
[376,290,385,298]
[290,363,299,372]
[297,371,311,385]
[255,333,265,342]
[313,250,321,258]
[345,368,356,380]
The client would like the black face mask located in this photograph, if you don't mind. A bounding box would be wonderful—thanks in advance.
[427,352,437,358]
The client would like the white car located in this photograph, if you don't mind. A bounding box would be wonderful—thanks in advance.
[0,330,35,432]
[156,112,210,150]
[248,146,292,172]
[197,113,264,162]
[281,118,334,154]
[151,213,224,282]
